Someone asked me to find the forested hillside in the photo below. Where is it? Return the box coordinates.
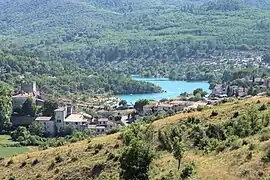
[1,0,270,83]
[0,48,162,97]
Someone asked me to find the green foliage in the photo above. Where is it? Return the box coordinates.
[0,81,13,132]
[158,126,183,152]
[28,121,45,137]
[180,162,196,179]
[121,124,154,146]
[21,98,37,117]
[10,126,30,142]
[193,88,207,97]
[55,154,64,163]
[58,125,75,137]
[134,99,149,111]
[119,100,127,106]
[43,100,58,116]
[119,139,155,180]
[259,104,267,111]
[261,148,270,163]
[172,138,185,170]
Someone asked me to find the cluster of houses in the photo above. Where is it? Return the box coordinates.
[11,82,118,137]
[211,77,270,98]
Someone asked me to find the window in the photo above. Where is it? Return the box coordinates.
[57,120,61,123]
[75,122,78,125]
[66,122,69,125]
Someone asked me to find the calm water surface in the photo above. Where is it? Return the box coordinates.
[116,76,210,104]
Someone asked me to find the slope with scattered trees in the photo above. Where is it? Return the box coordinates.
[1,97,270,179]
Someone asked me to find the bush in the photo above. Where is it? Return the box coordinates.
[210,111,218,117]
[48,161,56,170]
[107,153,115,160]
[31,159,39,166]
[233,112,239,118]
[55,154,64,163]
[261,149,270,163]
[248,143,256,151]
[259,132,270,142]
[6,159,14,167]
[246,152,252,160]
[94,144,103,150]
[196,105,205,111]
[71,156,78,162]
[106,128,120,135]
[259,104,267,111]
[215,141,227,153]
[20,161,27,168]
[9,176,15,180]
[230,139,243,150]
[180,162,196,179]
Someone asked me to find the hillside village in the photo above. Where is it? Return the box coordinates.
[10,76,270,137]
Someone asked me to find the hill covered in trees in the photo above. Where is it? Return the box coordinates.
[1,0,270,83]
[0,48,162,97]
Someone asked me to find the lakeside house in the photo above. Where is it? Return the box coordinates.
[141,100,192,115]
[211,77,270,98]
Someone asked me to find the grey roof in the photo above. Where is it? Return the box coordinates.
[35,116,52,121]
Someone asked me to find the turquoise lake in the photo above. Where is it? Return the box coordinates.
[116,76,210,104]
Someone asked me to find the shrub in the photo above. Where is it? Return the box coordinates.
[55,154,64,163]
[31,159,39,166]
[261,149,270,163]
[196,105,205,111]
[259,104,267,111]
[233,112,239,118]
[106,128,120,135]
[6,159,14,167]
[107,153,115,160]
[9,176,15,180]
[48,161,56,170]
[215,141,227,153]
[241,169,250,177]
[71,156,78,162]
[93,149,99,155]
[210,111,218,117]
[54,168,60,174]
[94,144,103,150]
[259,132,270,142]
[20,161,27,168]
[246,152,252,160]
[248,143,256,151]
[180,162,196,179]
[230,139,243,150]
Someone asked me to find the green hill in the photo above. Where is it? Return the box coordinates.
[0,97,270,179]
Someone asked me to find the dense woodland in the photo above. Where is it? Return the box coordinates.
[0,0,270,96]
[0,49,162,97]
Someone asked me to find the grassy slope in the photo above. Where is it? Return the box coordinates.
[0,97,270,179]
[0,135,29,157]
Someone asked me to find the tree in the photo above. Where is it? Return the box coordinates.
[173,138,185,170]
[58,125,75,137]
[22,98,37,116]
[119,100,127,106]
[193,88,207,97]
[119,139,155,180]
[28,121,45,137]
[134,99,149,111]
[0,81,13,132]
[43,100,58,116]
[11,126,31,141]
